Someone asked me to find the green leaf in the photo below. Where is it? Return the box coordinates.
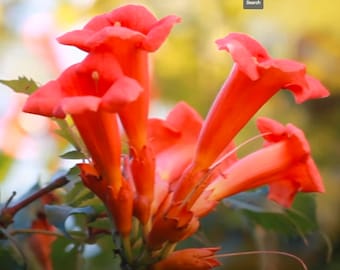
[60,150,87,160]
[285,194,318,233]
[65,181,86,204]
[243,211,299,234]
[53,119,79,148]
[78,197,106,213]
[65,180,98,208]
[0,241,26,270]
[0,76,38,94]
[223,189,284,213]
[224,189,319,238]
[0,228,27,269]
[53,118,89,155]
[240,194,319,237]
[87,218,111,231]
[0,153,14,183]
[51,237,82,270]
[44,205,97,240]
[65,165,81,182]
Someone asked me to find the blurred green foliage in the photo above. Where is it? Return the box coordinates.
[0,0,339,269]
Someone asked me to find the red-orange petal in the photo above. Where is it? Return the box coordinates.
[209,118,324,208]
[151,247,221,270]
[106,181,134,236]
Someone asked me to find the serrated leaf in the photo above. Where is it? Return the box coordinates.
[0,76,38,94]
[60,150,87,160]
[44,205,96,240]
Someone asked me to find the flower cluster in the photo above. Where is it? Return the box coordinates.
[23,4,329,270]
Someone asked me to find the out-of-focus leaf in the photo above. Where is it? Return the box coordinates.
[54,119,79,148]
[223,189,284,213]
[60,150,87,160]
[54,128,72,144]
[65,180,99,208]
[65,181,85,204]
[65,165,81,182]
[286,193,318,233]
[243,211,300,235]
[44,205,96,240]
[64,170,105,211]
[0,243,26,270]
[223,189,318,237]
[51,237,81,270]
[0,77,38,94]
[82,235,122,270]
[76,196,105,213]
[240,194,318,237]
[0,153,13,183]
[87,218,111,231]
[53,118,88,154]
[0,229,27,270]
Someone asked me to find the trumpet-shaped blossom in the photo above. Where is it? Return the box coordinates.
[23,32,142,236]
[145,102,203,243]
[172,32,329,204]
[148,115,326,249]
[79,163,133,237]
[130,145,156,224]
[148,33,329,250]
[19,4,330,269]
[148,102,203,186]
[208,117,325,207]
[58,4,180,150]
[23,51,140,196]
[23,49,142,118]
[57,4,180,225]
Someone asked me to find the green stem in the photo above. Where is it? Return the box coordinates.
[160,242,177,259]
[122,235,133,264]
[142,219,151,241]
